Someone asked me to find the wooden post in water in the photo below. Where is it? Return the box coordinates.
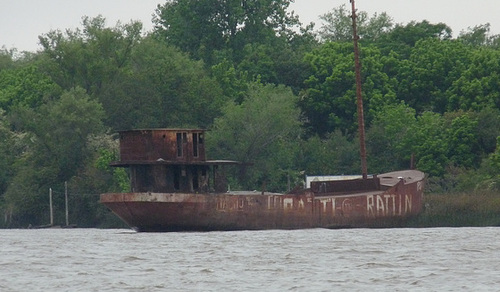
[49,188,54,226]
[65,181,69,226]
[350,0,368,179]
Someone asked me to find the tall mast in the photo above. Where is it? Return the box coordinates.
[350,0,368,179]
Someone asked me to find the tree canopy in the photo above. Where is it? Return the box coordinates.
[153,0,301,64]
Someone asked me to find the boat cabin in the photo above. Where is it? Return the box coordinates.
[111,129,239,193]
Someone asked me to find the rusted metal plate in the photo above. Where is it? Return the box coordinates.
[118,129,206,163]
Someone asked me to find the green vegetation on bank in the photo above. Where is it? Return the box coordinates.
[1,1,500,228]
[408,191,500,227]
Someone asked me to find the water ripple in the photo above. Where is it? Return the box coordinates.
[1,227,500,291]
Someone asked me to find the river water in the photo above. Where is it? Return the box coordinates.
[1,227,499,291]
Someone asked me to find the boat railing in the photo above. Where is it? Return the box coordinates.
[311,175,381,196]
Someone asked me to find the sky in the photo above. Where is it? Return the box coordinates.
[1,0,499,52]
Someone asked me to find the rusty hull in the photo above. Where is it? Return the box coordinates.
[100,170,424,232]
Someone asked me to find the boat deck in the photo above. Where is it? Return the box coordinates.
[224,170,424,197]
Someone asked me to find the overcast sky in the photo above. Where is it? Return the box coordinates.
[1,0,499,52]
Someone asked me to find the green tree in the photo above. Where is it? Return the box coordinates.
[65,133,129,227]
[0,65,61,111]
[297,131,359,176]
[0,111,33,227]
[378,20,452,57]
[396,38,471,113]
[211,59,250,104]
[39,16,142,96]
[444,112,480,168]
[446,47,500,111]
[153,0,317,92]
[153,0,230,62]
[3,88,105,227]
[466,136,500,191]
[2,166,45,227]
[301,42,397,136]
[318,4,393,42]
[70,133,128,195]
[0,47,16,71]
[366,102,417,172]
[0,110,15,195]
[207,83,302,191]
[114,36,226,129]
[234,27,317,91]
[25,87,105,181]
[491,137,500,173]
[154,0,301,64]
[458,23,499,47]
[236,44,278,85]
[473,107,500,154]
[490,137,500,190]
[410,112,449,177]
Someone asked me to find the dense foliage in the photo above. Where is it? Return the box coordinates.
[1,1,500,227]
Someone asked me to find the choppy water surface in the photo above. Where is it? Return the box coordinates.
[1,227,499,291]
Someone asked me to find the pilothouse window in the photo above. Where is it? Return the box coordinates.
[176,133,183,157]
[193,133,199,157]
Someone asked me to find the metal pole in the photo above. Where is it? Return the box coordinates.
[350,0,368,179]
[65,181,69,226]
[49,188,54,226]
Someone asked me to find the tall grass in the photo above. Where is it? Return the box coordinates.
[407,191,500,227]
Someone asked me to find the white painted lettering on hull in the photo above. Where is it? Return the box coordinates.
[367,194,413,217]
[319,198,336,214]
[405,194,412,213]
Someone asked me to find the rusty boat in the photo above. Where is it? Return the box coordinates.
[100,128,425,232]
[100,0,425,232]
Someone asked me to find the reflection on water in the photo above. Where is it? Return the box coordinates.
[1,227,499,291]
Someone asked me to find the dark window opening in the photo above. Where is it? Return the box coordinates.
[176,133,183,157]
[173,166,180,190]
[193,133,199,157]
[192,168,199,190]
